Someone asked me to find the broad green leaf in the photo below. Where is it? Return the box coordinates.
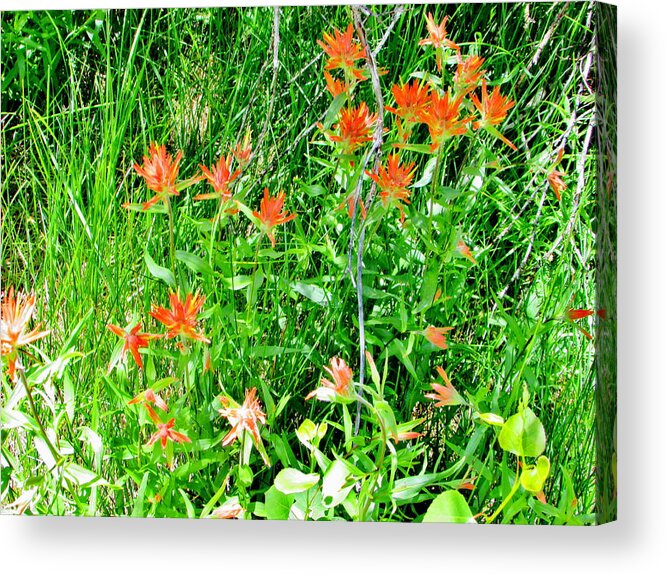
[323,92,347,129]
[264,485,294,520]
[413,156,437,188]
[289,281,331,306]
[144,251,175,288]
[374,400,398,442]
[520,455,551,494]
[322,459,353,509]
[499,407,546,457]
[296,419,317,448]
[176,250,213,276]
[423,490,476,523]
[274,468,320,494]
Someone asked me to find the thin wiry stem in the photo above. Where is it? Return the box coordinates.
[350,6,385,435]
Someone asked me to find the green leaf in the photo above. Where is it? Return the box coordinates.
[322,459,353,509]
[145,251,175,288]
[374,400,398,442]
[520,455,551,494]
[323,92,347,129]
[131,472,150,518]
[178,488,196,518]
[264,485,294,520]
[289,281,332,306]
[274,468,320,494]
[176,250,213,276]
[499,407,546,457]
[423,490,476,523]
[476,412,505,426]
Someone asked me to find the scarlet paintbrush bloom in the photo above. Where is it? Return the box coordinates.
[566,309,594,321]
[252,188,297,248]
[128,388,169,412]
[456,239,477,264]
[107,322,161,372]
[195,154,241,211]
[470,79,517,151]
[146,416,191,450]
[324,70,349,97]
[232,131,253,171]
[317,23,367,81]
[368,154,417,223]
[419,13,460,71]
[425,366,465,407]
[150,291,210,343]
[306,357,355,402]
[424,326,453,350]
[547,169,567,201]
[386,81,430,140]
[453,55,486,96]
[329,103,377,155]
[1,288,50,381]
[418,90,471,152]
[129,143,185,210]
[547,147,567,201]
[219,387,269,464]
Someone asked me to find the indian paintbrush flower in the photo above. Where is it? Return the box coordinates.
[232,131,253,171]
[252,188,297,248]
[106,321,161,372]
[306,356,355,403]
[367,154,417,223]
[425,366,465,407]
[195,154,241,211]
[146,412,191,450]
[418,90,472,152]
[423,326,454,350]
[317,23,367,82]
[128,387,169,412]
[547,148,567,201]
[470,79,517,151]
[453,54,486,96]
[328,103,377,155]
[385,81,430,140]
[218,387,270,465]
[1,287,50,381]
[150,291,210,343]
[419,13,460,71]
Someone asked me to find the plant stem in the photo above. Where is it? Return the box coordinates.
[486,458,522,524]
[18,368,60,462]
[165,196,176,278]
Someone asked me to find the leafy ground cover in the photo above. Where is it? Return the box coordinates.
[1,2,614,523]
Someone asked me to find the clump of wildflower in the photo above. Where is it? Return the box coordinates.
[195,154,241,213]
[418,90,472,152]
[423,326,454,350]
[327,103,378,155]
[470,79,517,151]
[306,357,355,403]
[219,387,270,466]
[386,81,430,140]
[419,13,460,71]
[106,322,161,372]
[318,23,367,82]
[453,55,486,97]
[368,154,417,223]
[426,366,465,407]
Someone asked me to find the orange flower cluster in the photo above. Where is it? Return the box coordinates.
[318,23,367,89]
[218,387,270,465]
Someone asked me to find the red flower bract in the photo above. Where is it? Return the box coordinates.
[368,154,417,223]
[425,366,465,407]
[218,388,269,465]
[418,13,460,71]
[329,102,377,155]
[418,90,471,152]
[1,287,50,381]
[107,322,161,372]
[150,291,210,343]
[131,143,184,210]
[252,188,297,248]
[306,357,355,402]
[317,23,367,81]
[196,154,241,209]
[470,79,517,151]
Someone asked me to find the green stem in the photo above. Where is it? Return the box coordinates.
[18,368,60,462]
[486,458,522,524]
[165,196,176,279]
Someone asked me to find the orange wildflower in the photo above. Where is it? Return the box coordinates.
[566,309,594,321]
[329,103,377,155]
[340,193,367,220]
[324,70,349,97]
[150,291,210,343]
[456,239,477,264]
[306,357,355,403]
[453,55,486,96]
[317,23,367,81]
[547,148,567,201]
[211,499,244,519]
[129,143,185,210]
[424,326,453,350]
[419,13,460,71]
[232,131,253,171]
[1,288,50,381]
[252,188,297,248]
[385,81,430,140]
[425,366,465,407]
[107,322,161,372]
[218,387,269,464]
[146,413,191,450]
[418,90,471,152]
[195,154,241,211]
[470,79,517,151]
[128,388,169,412]
[367,154,416,223]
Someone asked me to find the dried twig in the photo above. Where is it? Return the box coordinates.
[349,6,385,435]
